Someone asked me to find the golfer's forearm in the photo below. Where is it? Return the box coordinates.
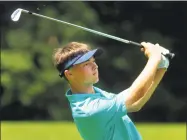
[132,68,167,110]
[127,56,161,104]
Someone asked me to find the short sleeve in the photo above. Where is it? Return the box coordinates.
[85,95,127,121]
[116,88,130,104]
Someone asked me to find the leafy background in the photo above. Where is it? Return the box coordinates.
[1,1,187,122]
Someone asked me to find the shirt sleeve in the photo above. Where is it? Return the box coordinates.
[116,88,131,103]
[85,94,127,120]
[101,91,117,99]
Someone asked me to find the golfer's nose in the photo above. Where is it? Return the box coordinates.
[92,62,98,69]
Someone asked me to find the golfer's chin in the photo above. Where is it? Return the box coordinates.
[93,73,99,83]
[94,78,99,84]
[93,76,99,84]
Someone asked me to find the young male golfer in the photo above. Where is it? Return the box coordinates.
[53,41,170,140]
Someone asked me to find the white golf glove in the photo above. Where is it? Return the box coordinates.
[157,45,170,69]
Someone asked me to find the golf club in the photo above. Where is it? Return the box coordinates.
[11,8,175,59]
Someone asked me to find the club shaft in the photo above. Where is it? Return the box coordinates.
[21,9,174,59]
[22,10,132,44]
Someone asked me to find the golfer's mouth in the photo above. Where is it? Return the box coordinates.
[93,71,98,75]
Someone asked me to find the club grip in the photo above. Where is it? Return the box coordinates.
[129,41,175,60]
[129,41,142,47]
[163,53,175,60]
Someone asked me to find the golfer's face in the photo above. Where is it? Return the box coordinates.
[71,57,99,84]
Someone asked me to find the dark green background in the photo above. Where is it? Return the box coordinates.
[0,1,186,122]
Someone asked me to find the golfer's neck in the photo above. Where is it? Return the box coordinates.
[70,83,95,94]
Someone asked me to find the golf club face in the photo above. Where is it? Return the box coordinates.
[11,8,23,22]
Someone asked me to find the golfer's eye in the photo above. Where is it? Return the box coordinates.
[84,63,88,67]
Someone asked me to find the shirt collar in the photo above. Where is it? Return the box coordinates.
[65,86,103,102]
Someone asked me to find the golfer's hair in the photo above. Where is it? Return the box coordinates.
[53,42,90,73]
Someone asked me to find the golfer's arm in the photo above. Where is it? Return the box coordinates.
[128,68,167,112]
[125,56,161,112]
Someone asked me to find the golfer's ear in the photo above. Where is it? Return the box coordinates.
[64,69,73,79]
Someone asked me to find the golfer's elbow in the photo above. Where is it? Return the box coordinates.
[125,88,150,112]
[125,91,145,112]
[126,102,143,112]
[132,103,144,112]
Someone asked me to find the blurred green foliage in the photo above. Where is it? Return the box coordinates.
[1,2,102,120]
[1,1,186,121]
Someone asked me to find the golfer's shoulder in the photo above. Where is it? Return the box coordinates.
[94,86,116,99]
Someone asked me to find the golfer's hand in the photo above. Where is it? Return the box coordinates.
[141,42,162,60]
[155,44,170,69]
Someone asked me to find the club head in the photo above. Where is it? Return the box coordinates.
[11,8,23,22]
